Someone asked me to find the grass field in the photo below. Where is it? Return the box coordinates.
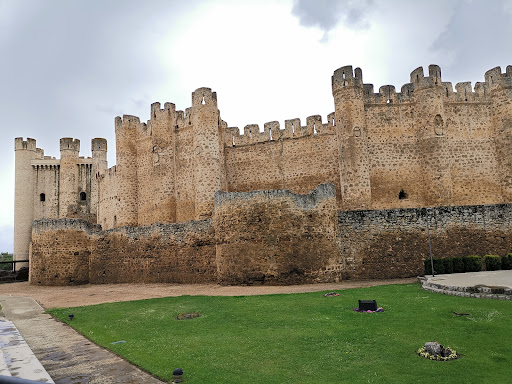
[49,283,511,383]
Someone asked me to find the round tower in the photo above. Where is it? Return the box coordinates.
[190,87,224,219]
[91,138,107,220]
[411,65,453,206]
[59,138,80,218]
[332,66,371,210]
[486,65,512,201]
[14,138,37,269]
[115,116,139,227]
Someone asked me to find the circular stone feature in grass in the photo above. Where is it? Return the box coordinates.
[417,341,459,361]
[176,312,201,320]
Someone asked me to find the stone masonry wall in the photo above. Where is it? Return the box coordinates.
[339,204,512,280]
[29,188,512,286]
[213,183,344,285]
[30,218,216,286]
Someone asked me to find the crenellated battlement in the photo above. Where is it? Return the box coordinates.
[223,113,336,147]
[92,138,107,152]
[192,87,217,108]
[60,138,80,153]
[485,66,512,91]
[15,137,37,151]
[332,65,363,95]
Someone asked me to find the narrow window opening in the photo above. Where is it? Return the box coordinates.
[40,193,45,202]
[291,123,295,134]
[342,72,345,79]
[232,136,235,147]
[332,118,335,127]
[398,189,408,200]
[313,124,317,134]
[249,131,252,140]
[446,88,449,97]
[270,128,273,140]
[386,99,391,104]
[80,192,86,201]
[416,74,419,82]
[201,96,205,105]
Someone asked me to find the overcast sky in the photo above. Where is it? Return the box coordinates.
[1,0,511,252]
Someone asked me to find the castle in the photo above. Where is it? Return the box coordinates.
[15,64,512,285]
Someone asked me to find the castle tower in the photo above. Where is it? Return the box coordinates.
[115,115,139,226]
[14,138,37,268]
[59,138,80,217]
[486,65,512,201]
[91,138,107,218]
[411,65,453,205]
[332,66,371,210]
[190,88,224,219]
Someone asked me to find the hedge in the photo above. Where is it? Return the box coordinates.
[502,253,512,270]
[464,255,482,272]
[452,257,465,273]
[442,258,454,274]
[484,255,501,271]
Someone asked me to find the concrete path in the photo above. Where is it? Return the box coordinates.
[420,270,512,299]
[0,318,54,382]
[426,270,512,288]
[0,296,165,384]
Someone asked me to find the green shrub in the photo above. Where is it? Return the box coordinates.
[501,253,512,270]
[424,259,433,275]
[433,258,445,274]
[484,255,501,271]
[442,258,454,274]
[452,257,465,273]
[464,255,482,272]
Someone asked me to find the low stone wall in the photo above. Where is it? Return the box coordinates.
[339,204,512,279]
[214,183,344,285]
[30,219,216,285]
[29,185,512,286]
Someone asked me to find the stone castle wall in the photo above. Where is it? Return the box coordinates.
[339,204,512,279]
[17,63,512,284]
[29,185,512,285]
[94,64,511,230]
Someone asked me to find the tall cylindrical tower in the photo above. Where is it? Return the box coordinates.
[486,65,512,201]
[191,87,223,219]
[58,138,80,218]
[91,138,107,220]
[115,115,139,227]
[14,138,37,269]
[411,65,453,206]
[332,66,371,210]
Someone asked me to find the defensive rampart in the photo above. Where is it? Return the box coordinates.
[30,184,512,285]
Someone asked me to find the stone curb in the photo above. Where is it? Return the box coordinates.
[418,276,512,300]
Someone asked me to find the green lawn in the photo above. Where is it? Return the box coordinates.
[49,283,511,383]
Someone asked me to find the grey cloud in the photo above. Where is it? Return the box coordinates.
[431,0,512,83]
[292,0,374,38]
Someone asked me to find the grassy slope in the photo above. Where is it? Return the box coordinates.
[49,283,511,384]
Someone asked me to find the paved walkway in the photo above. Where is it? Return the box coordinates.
[0,296,164,384]
[420,270,512,299]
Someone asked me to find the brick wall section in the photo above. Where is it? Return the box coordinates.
[213,183,344,285]
[339,204,512,279]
